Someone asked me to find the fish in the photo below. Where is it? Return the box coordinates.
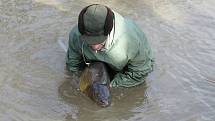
[57,39,111,107]
[79,62,111,107]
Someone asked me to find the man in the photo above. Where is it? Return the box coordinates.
[66,4,154,87]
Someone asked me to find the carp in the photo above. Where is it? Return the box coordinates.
[80,62,111,107]
[57,39,111,107]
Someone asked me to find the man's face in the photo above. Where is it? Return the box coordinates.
[89,43,104,51]
[89,39,107,51]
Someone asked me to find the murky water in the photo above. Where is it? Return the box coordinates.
[0,0,215,121]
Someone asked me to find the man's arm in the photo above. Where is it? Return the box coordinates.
[110,36,154,88]
[110,58,154,87]
[66,29,85,75]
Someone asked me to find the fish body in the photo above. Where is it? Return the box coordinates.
[80,62,111,107]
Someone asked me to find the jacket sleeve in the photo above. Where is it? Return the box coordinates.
[110,35,154,87]
[66,29,85,74]
[110,57,154,87]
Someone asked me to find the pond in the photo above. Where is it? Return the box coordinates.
[0,0,215,121]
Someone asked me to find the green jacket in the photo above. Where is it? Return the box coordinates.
[66,11,154,87]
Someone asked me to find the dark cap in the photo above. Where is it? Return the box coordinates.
[80,4,108,45]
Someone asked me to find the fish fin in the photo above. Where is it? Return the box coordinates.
[80,67,92,92]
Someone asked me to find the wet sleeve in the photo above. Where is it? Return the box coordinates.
[66,31,84,74]
[110,35,154,88]
[110,59,153,87]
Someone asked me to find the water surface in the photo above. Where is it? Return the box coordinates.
[0,0,215,121]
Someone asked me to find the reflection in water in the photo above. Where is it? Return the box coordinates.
[0,0,215,120]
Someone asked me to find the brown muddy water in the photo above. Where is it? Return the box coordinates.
[0,0,215,121]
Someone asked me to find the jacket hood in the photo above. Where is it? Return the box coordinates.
[103,11,125,51]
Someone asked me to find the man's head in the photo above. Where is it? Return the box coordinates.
[78,4,114,49]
